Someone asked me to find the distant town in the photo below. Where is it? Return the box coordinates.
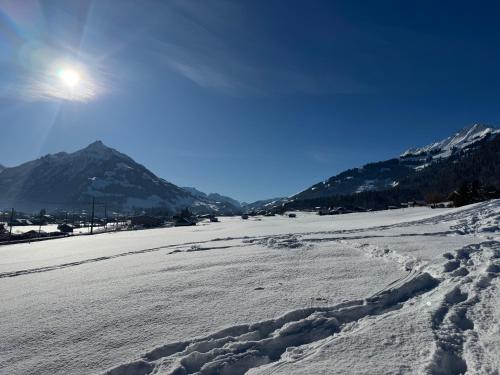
[0,198,458,245]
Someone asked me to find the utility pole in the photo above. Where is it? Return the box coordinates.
[8,208,14,241]
[90,198,95,235]
[104,202,107,232]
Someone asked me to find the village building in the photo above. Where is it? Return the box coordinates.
[57,223,74,233]
[131,215,164,228]
[173,217,196,227]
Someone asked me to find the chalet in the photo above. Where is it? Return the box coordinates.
[198,214,214,220]
[430,201,453,209]
[94,218,107,226]
[24,230,42,238]
[407,200,427,207]
[30,217,46,226]
[317,208,331,216]
[43,215,56,224]
[197,214,219,222]
[57,223,74,233]
[336,207,354,214]
[11,219,33,226]
[173,217,196,227]
[131,215,164,228]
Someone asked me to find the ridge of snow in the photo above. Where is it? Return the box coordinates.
[401,124,499,159]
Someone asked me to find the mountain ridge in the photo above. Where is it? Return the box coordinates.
[291,124,499,202]
[0,142,235,214]
[182,187,242,209]
[1,124,497,213]
[401,124,498,158]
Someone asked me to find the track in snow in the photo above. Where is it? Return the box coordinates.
[424,241,500,375]
[105,270,439,375]
[4,201,497,279]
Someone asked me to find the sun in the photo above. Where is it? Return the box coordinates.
[45,61,100,101]
[58,68,81,88]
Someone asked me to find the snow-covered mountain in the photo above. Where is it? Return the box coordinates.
[401,124,499,160]
[182,187,242,214]
[0,164,5,174]
[182,187,290,214]
[0,141,233,214]
[241,197,288,212]
[292,124,499,201]
[2,124,497,213]
[182,187,241,208]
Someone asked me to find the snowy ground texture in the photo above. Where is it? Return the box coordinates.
[1,201,499,375]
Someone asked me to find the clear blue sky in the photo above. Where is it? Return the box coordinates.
[1,0,500,202]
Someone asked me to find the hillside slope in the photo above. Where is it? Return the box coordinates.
[285,125,499,210]
[292,124,499,202]
[0,142,212,213]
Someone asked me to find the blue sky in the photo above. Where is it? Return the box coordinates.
[1,0,500,202]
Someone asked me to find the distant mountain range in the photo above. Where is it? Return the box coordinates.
[285,124,500,210]
[241,197,286,211]
[1,124,498,214]
[0,141,241,214]
[182,187,242,214]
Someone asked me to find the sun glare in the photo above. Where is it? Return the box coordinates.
[43,62,100,101]
[58,68,81,88]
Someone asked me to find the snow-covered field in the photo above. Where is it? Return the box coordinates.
[1,201,499,374]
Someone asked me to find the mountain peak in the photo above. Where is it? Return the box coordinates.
[85,140,109,151]
[182,186,242,209]
[77,140,121,160]
[291,123,500,202]
[401,123,499,158]
[468,123,487,131]
[455,123,490,139]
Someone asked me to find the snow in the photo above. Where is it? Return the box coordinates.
[355,179,377,193]
[116,163,134,170]
[0,201,499,375]
[402,124,500,159]
[8,224,92,235]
